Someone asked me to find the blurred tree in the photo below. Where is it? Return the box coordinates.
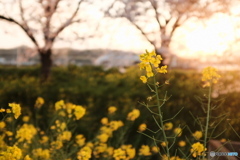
[0,0,88,82]
[105,0,231,64]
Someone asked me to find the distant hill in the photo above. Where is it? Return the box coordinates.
[0,47,140,69]
[1,46,239,71]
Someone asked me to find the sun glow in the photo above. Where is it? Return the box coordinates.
[0,5,239,58]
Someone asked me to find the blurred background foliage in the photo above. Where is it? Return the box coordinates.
[0,65,240,142]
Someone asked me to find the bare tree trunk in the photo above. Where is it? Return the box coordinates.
[39,49,52,82]
[155,39,171,66]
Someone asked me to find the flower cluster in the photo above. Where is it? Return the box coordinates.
[174,127,182,137]
[138,123,147,132]
[35,97,45,109]
[0,121,6,130]
[57,131,72,141]
[202,66,221,87]
[0,95,172,160]
[0,145,22,160]
[127,109,140,121]
[75,134,86,146]
[16,124,37,143]
[113,145,136,160]
[32,148,50,159]
[139,50,167,83]
[55,100,86,120]
[192,131,203,140]
[164,122,173,130]
[138,145,151,156]
[108,106,117,114]
[190,142,206,158]
[0,103,21,119]
[77,146,92,160]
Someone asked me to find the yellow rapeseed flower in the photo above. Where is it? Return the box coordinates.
[74,105,86,120]
[86,142,94,148]
[151,146,159,153]
[6,109,11,113]
[0,108,5,112]
[139,62,147,70]
[121,145,136,159]
[93,143,107,157]
[140,76,147,83]
[190,142,206,158]
[220,138,226,143]
[97,133,109,143]
[32,148,50,159]
[174,127,182,137]
[101,117,109,125]
[113,148,126,160]
[5,131,13,136]
[156,65,168,74]
[58,111,66,117]
[0,135,7,149]
[145,64,152,72]
[109,120,124,131]
[202,66,221,87]
[55,100,65,111]
[138,145,151,156]
[16,124,37,143]
[59,122,67,131]
[100,126,113,137]
[164,122,173,130]
[178,140,186,147]
[40,136,49,144]
[8,103,21,119]
[58,131,72,141]
[22,116,30,122]
[170,156,184,160]
[161,141,168,147]
[139,50,167,83]
[51,140,63,150]
[50,125,56,130]
[146,71,154,78]
[106,147,114,156]
[77,146,92,160]
[161,155,168,160]
[0,121,6,130]
[24,155,32,160]
[66,103,75,114]
[35,97,44,109]
[108,106,117,114]
[76,134,86,146]
[127,109,140,121]
[0,145,22,160]
[138,123,147,132]
[192,131,203,140]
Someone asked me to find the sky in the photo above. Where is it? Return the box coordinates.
[0,0,239,59]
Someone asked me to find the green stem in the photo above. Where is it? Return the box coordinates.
[153,75,170,160]
[203,84,212,159]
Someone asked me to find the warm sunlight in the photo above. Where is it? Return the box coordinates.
[0,9,239,58]
[1,2,240,159]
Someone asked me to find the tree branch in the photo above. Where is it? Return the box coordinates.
[149,0,162,30]
[52,0,84,40]
[42,0,61,41]
[130,20,155,47]
[0,15,40,50]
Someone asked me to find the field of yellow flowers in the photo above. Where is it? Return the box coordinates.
[0,50,240,160]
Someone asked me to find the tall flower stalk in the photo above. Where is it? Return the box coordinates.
[138,50,174,160]
[201,66,221,159]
